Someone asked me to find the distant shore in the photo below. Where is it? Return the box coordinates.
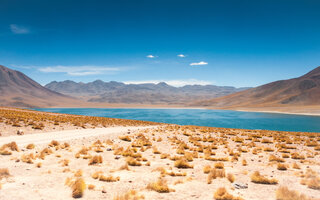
[38,103,320,117]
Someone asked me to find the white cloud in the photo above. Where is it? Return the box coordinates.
[10,24,30,34]
[190,61,208,66]
[124,79,212,87]
[177,54,186,58]
[146,55,155,58]
[38,65,121,76]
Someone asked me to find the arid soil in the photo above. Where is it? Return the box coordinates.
[0,108,320,200]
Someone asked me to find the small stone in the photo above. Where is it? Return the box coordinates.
[17,129,24,135]
[233,182,248,189]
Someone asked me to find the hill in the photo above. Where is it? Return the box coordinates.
[192,66,320,113]
[0,65,81,108]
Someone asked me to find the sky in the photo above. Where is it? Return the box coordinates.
[0,0,320,87]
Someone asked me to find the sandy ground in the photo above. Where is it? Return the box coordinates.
[1,124,320,200]
[0,126,155,146]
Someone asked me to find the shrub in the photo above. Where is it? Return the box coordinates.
[276,186,309,200]
[21,153,35,164]
[49,140,60,147]
[277,163,287,171]
[174,159,193,169]
[227,173,235,183]
[89,155,103,165]
[251,171,278,184]
[99,175,120,182]
[119,135,131,142]
[291,152,305,160]
[214,162,224,169]
[91,171,103,179]
[269,155,284,162]
[119,163,130,171]
[1,141,19,152]
[214,187,243,200]
[153,147,161,154]
[26,143,35,149]
[207,168,225,184]
[0,168,10,180]
[72,178,86,198]
[292,162,301,169]
[147,178,174,193]
[113,190,145,200]
[88,184,95,190]
[126,157,141,166]
[203,165,211,174]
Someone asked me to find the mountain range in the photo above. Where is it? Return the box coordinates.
[45,80,249,105]
[1,64,320,114]
[192,66,320,113]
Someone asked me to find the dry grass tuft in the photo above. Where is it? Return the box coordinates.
[72,178,86,198]
[227,173,235,183]
[88,184,95,190]
[174,159,193,169]
[203,165,211,174]
[99,174,120,182]
[251,171,278,184]
[276,186,310,200]
[300,169,320,190]
[0,168,10,180]
[277,163,287,171]
[146,178,174,193]
[113,190,145,200]
[119,135,131,142]
[26,143,35,149]
[88,155,103,165]
[126,157,142,166]
[207,168,225,184]
[214,187,243,200]
[214,162,224,169]
[269,154,284,162]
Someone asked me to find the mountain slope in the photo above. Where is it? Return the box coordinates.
[0,65,80,107]
[192,66,320,109]
[45,80,249,105]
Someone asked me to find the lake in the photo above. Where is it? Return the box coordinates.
[33,108,320,133]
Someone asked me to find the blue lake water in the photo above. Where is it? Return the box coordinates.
[33,108,320,133]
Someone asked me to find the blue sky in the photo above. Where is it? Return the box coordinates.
[0,0,320,87]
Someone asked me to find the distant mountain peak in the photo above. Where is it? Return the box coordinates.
[0,65,78,108]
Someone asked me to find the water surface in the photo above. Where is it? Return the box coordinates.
[34,108,320,133]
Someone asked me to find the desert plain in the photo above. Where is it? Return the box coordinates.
[0,107,319,200]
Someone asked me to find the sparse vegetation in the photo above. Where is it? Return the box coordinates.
[72,178,86,198]
[147,178,174,193]
[251,171,278,184]
[214,187,243,200]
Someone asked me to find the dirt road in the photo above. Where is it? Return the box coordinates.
[0,126,156,146]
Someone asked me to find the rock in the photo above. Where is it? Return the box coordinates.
[106,148,112,151]
[115,156,121,160]
[102,187,107,193]
[233,182,248,189]
[17,129,24,135]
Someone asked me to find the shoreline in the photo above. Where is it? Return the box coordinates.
[233,109,320,117]
[33,105,320,116]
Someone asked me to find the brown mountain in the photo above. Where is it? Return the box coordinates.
[192,66,320,111]
[45,80,249,105]
[0,65,81,108]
